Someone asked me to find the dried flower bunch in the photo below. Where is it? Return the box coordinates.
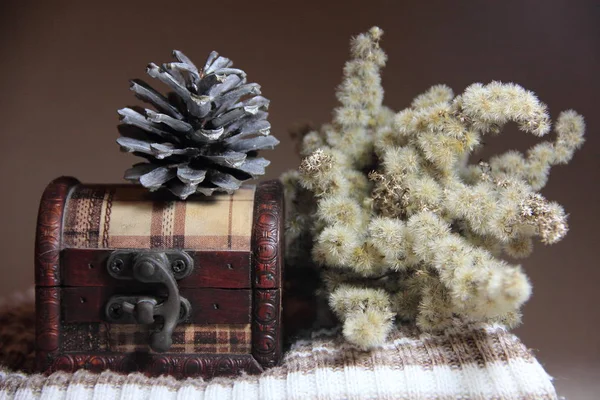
[118,50,278,198]
[283,27,585,349]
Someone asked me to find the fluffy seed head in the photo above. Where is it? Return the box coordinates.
[343,309,395,350]
[317,196,362,227]
[368,217,406,258]
[314,225,360,267]
[411,84,454,110]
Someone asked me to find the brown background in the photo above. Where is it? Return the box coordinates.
[1,0,598,397]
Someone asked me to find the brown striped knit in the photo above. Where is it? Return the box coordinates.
[0,290,557,399]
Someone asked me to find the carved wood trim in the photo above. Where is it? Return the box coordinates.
[250,180,284,369]
[252,180,284,289]
[35,177,78,373]
[35,287,61,372]
[252,289,282,369]
[47,353,263,378]
[35,176,79,286]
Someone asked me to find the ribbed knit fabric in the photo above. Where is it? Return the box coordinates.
[0,290,557,399]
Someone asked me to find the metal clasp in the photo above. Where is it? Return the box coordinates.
[104,250,193,353]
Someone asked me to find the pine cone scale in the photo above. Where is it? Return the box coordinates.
[188,128,225,144]
[236,119,271,138]
[238,158,270,177]
[139,167,176,190]
[145,110,192,132]
[204,52,232,74]
[208,170,242,191]
[124,163,157,180]
[118,108,178,139]
[117,137,153,154]
[146,63,188,97]
[209,75,243,98]
[210,108,247,129]
[176,166,206,185]
[228,136,280,152]
[201,151,247,168]
[130,80,184,120]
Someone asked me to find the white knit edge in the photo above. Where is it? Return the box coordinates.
[0,358,557,400]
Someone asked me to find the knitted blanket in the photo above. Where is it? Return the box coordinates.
[0,290,557,399]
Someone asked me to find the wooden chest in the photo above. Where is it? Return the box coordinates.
[34,177,284,378]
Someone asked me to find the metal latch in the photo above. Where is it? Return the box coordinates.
[104,250,193,353]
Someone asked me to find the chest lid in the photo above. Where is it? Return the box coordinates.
[63,184,256,252]
[35,179,282,290]
[59,183,257,289]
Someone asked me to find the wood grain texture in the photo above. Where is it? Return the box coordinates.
[35,176,79,286]
[61,249,251,288]
[252,180,284,289]
[48,353,263,378]
[252,289,282,369]
[250,180,284,368]
[35,177,79,373]
[61,287,252,324]
[35,287,61,373]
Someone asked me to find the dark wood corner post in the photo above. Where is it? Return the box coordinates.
[35,177,79,372]
[251,180,284,369]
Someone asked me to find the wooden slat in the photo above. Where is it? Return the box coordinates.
[252,180,284,289]
[252,289,282,368]
[47,352,263,378]
[35,177,79,287]
[61,287,251,324]
[61,249,251,288]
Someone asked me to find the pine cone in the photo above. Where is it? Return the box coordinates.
[117,50,279,198]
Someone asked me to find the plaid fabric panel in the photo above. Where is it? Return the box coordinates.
[63,186,114,248]
[62,185,255,251]
[99,324,251,354]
